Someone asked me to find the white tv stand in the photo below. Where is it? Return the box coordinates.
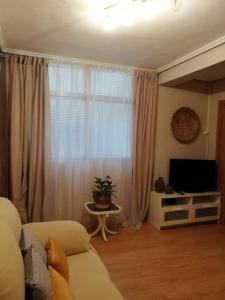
[148,191,221,230]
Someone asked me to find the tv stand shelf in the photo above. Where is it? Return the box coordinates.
[148,191,221,230]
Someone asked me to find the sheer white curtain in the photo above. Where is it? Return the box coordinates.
[43,61,133,225]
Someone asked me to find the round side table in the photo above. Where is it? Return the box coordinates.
[84,202,121,242]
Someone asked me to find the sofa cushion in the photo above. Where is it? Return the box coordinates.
[46,238,69,281]
[48,266,74,300]
[20,228,47,263]
[0,197,21,242]
[23,221,90,255]
[24,246,51,300]
[67,250,124,300]
[0,220,25,300]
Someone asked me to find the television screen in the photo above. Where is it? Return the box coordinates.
[169,159,217,193]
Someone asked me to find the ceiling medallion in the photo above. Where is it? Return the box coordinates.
[89,0,183,30]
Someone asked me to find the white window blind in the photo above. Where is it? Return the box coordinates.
[49,62,133,159]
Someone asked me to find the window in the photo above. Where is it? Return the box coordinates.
[49,62,133,159]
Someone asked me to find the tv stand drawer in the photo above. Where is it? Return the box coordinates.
[193,206,220,220]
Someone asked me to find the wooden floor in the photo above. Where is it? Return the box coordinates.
[91,223,225,300]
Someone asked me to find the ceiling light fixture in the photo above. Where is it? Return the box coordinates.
[89,0,183,30]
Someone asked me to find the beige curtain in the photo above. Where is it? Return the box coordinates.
[0,58,9,197]
[131,70,158,228]
[5,55,49,223]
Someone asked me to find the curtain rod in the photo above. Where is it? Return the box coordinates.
[0,49,156,73]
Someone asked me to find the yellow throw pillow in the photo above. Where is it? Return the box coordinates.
[46,238,69,281]
[48,266,74,300]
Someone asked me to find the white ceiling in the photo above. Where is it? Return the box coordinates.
[1,0,225,69]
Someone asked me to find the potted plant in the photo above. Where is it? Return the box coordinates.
[92,176,117,209]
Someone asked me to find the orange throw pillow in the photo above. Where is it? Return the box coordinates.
[46,238,69,281]
[48,266,74,300]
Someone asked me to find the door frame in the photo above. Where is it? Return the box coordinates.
[216,100,225,222]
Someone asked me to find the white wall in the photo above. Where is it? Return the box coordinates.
[154,86,209,184]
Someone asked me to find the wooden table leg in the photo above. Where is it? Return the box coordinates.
[90,215,102,237]
[90,214,118,242]
[104,214,117,234]
[105,226,117,235]
[100,215,108,242]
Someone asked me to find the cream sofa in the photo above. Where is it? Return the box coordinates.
[0,197,124,300]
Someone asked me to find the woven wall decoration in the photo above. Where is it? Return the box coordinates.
[171,107,201,143]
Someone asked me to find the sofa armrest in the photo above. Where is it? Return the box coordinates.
[22,221,90,256]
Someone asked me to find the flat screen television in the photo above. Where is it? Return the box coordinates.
[169,159,217,193]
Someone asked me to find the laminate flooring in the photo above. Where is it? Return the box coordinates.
[91,223,225,300]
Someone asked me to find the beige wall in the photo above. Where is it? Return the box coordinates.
[158,43,225,86]
[154,86,209,184]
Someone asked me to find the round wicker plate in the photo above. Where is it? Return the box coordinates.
[171,107,201,143]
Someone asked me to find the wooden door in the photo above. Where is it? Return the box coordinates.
[216,100,225,223]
